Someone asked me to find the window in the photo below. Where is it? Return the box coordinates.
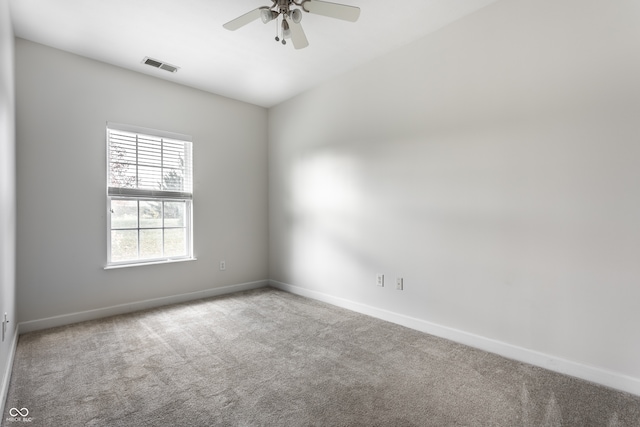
[106,123,193,267]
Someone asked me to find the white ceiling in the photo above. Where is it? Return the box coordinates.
[9,0,499,108]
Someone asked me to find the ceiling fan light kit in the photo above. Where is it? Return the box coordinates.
[223,0,360,50]
[260,9,278,24]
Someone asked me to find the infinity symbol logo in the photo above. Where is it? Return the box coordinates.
[9,407,29,417]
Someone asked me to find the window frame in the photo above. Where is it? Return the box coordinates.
[105,122,195,268]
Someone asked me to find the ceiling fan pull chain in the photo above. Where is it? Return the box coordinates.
[281,18,288,45]
[275,16,280,42]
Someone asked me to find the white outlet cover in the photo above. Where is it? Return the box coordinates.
[377,274,384,287]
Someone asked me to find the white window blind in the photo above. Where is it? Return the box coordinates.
[107,124,193,199]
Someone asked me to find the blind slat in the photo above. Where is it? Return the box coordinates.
[108,187,193,199]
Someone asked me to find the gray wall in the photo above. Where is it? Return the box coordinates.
[269,0,640,387]
[16,39,269,323]
[0,0,17,409]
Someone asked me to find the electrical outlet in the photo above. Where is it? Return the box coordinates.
[220,261,226,271]
[376,274,384,287]
[396,277,404,290]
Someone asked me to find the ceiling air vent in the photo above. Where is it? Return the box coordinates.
[142,57,179,73]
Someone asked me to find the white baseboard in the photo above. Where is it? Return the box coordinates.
[0,323,19,419]
[19,280,269,334]
[270,280,640,397]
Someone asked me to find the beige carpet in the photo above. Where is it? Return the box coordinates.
[3,287,640,426]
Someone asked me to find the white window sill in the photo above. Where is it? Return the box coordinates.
[104,257,197,270]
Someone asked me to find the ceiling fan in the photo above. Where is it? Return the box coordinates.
[223,0,360,50]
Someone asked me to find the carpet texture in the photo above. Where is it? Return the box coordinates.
[3,287,640,426]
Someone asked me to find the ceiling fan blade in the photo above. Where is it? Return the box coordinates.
[301,0,360,22]
[223,7,268,31]
[285,17,310,50]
